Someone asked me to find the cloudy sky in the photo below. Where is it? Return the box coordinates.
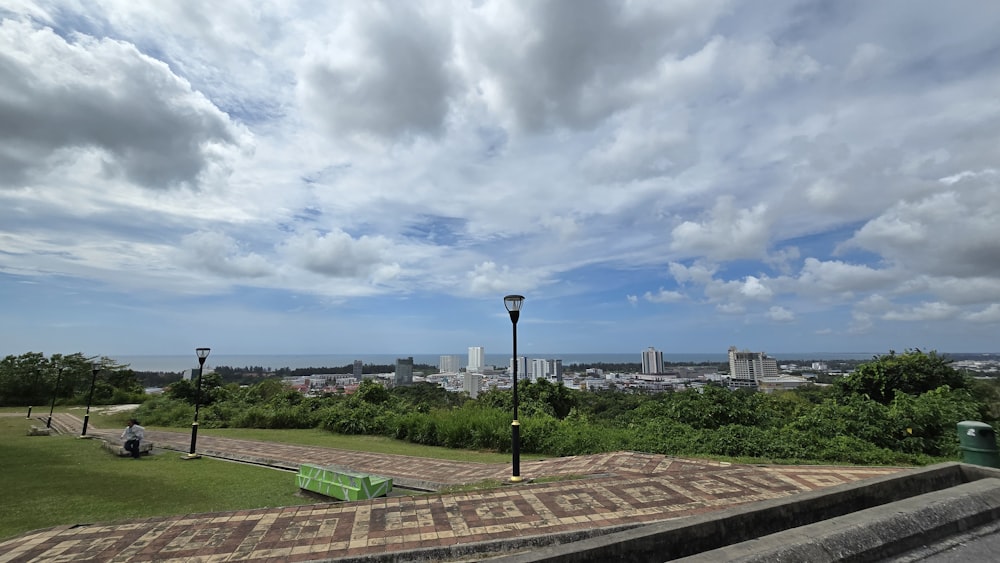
[1,0,999,358]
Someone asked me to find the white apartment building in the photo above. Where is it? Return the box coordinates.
[642,346,665,374]
[467,346,485,373]
[463,372,482,398]
[727,346,779,389]
[439,355,461,374]
[509,356,528,379]
[529,358,563,382]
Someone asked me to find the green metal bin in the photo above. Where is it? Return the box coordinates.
[957,420,1000,468]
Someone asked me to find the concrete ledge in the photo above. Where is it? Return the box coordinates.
[480,463,1000,563]
[675,477,1000,562]
[101,440,153,457]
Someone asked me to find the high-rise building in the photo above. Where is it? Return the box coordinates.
[394,357,414,387]
[439,355,461,374]
[463,372,482,398]
[727,346,778,389]
[353,360,363,379]
[548,359,563,383]
[641,347,664,374]
[468,346,485,373]
[509,356,527,379]
[529,358,563,382]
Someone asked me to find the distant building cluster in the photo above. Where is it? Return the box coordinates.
[280,344,834,398]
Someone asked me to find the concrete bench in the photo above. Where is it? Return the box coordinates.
[297,464,392,501]
[101,440,154,457]
[27,426,53,436]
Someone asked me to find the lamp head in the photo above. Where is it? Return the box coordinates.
[504,294,524,324]
[91,361,101,373]
[196,347,211,362]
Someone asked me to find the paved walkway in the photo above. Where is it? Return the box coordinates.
[1,413,905,562]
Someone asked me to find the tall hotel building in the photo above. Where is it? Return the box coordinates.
[468,346,485,373]
[641,346,664,374]
[727,346,778,389]
[439,355,461,374]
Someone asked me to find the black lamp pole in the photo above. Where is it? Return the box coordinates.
[46,364,64,429]
[186,347,211,459]
[81,362,100,437]
[504,294,525,483]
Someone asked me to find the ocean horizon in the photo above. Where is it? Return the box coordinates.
[111,352,882,372]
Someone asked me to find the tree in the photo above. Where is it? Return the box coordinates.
[0,352,101,406]
[836,349,967,405]
[0,352,50,406]
[518,379,577,419]
[167,372,225,406]
[354,379,391,405]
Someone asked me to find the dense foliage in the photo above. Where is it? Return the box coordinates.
[125,349,1000,466]
[0,352,145,407]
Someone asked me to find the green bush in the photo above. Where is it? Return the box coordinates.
[134,396,194,426]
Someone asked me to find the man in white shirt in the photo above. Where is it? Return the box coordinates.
[121,418,145,459]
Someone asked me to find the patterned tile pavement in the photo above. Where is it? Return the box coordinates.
[0,413,905,562]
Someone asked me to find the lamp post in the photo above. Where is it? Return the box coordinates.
[80,362,101,437]
[504,294,524,483]
[46,364,64,429]
[185,347,211,459]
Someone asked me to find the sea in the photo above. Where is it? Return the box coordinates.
[112,352,880,373]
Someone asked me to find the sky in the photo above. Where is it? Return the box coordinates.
[1,1,999,358]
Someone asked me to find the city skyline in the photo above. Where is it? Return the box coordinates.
[3,2,1000,356]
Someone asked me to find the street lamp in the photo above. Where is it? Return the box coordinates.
[46,363,64,429]
[184,347,211,459]
[80,361,101,437]
[504,294,524,483]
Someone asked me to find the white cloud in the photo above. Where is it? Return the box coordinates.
[966,304,1000,323]
[669,261,718,285]
[883,302,960,322]
[844,176,1000,279]
[766,306,795,322]
[739,276,773,300]
[716,302,745,314]
[178,231,272,279]
[465,261,522,296]
[297,3,457,142]
[0,19,242,189]
[643,288,684,303]
[281,230,396,280]
[626,294,638,306]
[670,197,771,261]
[794,258,895,295]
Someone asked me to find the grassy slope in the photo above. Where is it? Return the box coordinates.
[0,417,318,541]
[0,413,545,541]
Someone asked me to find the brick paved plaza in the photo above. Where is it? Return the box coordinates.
[0,414,903,562]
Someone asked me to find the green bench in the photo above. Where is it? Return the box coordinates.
[296,464,392,501]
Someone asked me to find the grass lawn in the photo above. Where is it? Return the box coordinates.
[195,427,547,464]
[0,405,548,464]
[0,416,321,542]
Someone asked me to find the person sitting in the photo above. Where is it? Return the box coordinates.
[121,418,145,459]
